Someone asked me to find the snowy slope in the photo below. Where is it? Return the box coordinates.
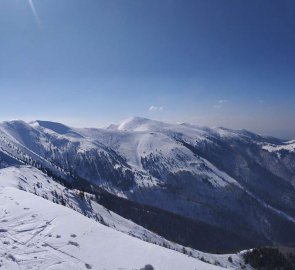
[0,166,188,255]
[262,141,295,153]
[0,166,248,270]
[0,188,218,270]
[1,118,295,250]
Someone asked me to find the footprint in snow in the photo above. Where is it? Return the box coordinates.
[68,241,79,247]
[85,263,92,269]
[6,254,16,262]
[140,265,155,270]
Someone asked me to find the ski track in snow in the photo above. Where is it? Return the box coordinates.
[0,192,93,269]
[0,166,250,270]
[0,186,232,270]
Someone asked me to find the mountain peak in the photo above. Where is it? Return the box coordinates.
[117,116,163,131]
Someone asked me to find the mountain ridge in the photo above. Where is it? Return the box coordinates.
[1,117,295,251]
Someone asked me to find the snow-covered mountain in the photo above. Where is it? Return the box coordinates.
[0,165,248,269]
[1,117,295,251]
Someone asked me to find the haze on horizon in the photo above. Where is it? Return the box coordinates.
[0,0,294,139]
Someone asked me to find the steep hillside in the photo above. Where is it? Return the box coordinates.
[0,166,248,270]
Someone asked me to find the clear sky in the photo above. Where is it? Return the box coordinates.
[0,0,294,138]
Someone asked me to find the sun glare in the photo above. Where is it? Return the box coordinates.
[27,0,41,27]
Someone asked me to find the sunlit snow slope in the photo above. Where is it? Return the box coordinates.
[0,166,248,270]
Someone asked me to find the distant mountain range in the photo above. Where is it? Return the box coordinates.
[1,117,295,252]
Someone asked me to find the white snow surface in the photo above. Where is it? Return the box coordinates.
[0,167,179,251]
[0,166,249,270]
[262,141,295,153]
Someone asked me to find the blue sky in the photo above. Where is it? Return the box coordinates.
[0,0,294,138]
